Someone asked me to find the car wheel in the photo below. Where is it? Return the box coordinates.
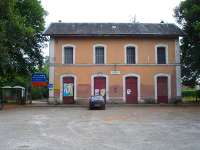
[102,105,105,110]
[89,106,93,110]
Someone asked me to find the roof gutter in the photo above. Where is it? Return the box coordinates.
[42,33,185,38]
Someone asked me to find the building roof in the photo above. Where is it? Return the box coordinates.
[43,23,185,37]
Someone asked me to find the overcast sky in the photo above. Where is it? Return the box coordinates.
[41,0,183,56]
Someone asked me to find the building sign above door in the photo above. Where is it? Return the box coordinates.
[111,71,120,75]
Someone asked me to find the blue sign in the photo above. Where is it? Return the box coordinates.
[32,73,48,82]
[48,83,53,89]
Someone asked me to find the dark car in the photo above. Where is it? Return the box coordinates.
[89,95,105,110]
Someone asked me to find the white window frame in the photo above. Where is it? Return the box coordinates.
[62,44,76,64]
[155,44,168,64]
[124,44,138,64]
[154,73,171,103]
[93,44,107,64]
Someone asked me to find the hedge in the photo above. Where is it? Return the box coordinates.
[182,90,200,98]
[31,87,48,100]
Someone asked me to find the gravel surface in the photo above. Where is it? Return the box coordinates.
[0,106,200,150]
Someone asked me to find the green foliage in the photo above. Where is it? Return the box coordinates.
[0,73,31,87]
[0,0,47,79]
[31,87,48,100]
[0,0,48,101]
[174,0,200,86]
[182,87,200,102]
[0,57,49,100]
[182,89,196,97]
[197,90,200,98]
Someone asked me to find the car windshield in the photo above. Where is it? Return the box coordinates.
[91,96,104,101]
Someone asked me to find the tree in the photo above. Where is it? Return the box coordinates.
[0,0,47,86]
[174,0,200,86]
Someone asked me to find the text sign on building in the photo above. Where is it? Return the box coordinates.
[111,71,121,75]
[32,73,48,87]
[48,83,53,89]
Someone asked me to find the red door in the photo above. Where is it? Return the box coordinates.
[94,77,106,101]
[157,76,168,103]
[126,77,138,104]
[63,77,74,104]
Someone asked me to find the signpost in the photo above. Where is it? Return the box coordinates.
[32,73,48,87]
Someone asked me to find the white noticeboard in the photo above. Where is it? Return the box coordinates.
[111,71,120,75]
[95,89,99,96]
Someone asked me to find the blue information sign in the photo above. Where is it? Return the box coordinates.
[32,73,48,82]
[48,83,53,89]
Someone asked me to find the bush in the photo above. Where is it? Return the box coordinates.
[31,87,48,100]
[196,90,200,98]
[182,90,196,97]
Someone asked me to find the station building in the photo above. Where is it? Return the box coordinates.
[43,23,184,104]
